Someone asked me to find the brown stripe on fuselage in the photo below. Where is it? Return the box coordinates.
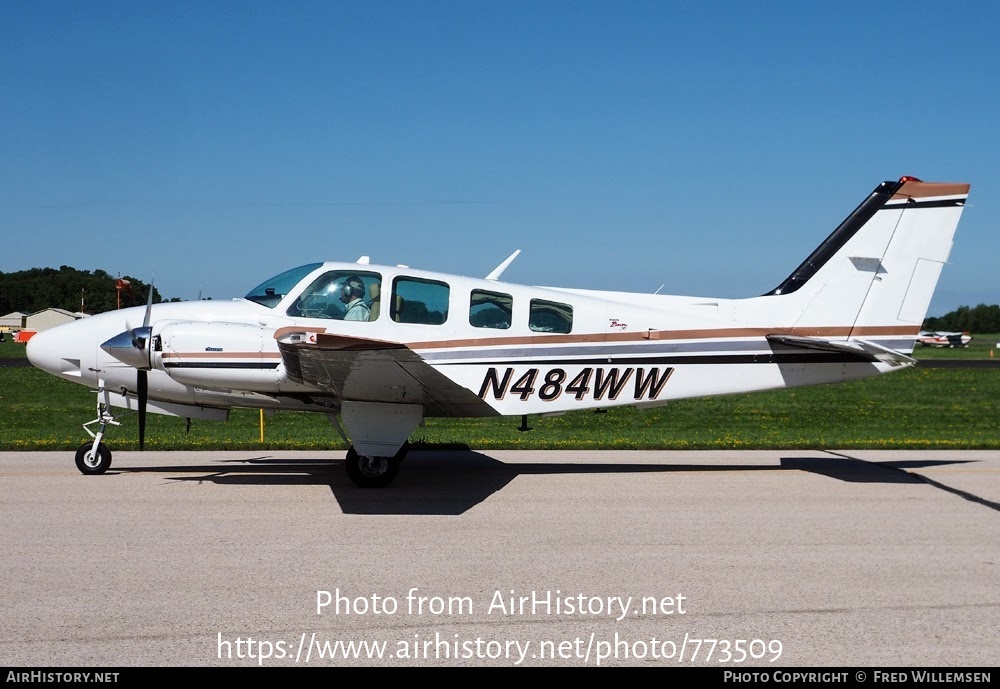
[405,325,920,350]
[273,326,327,340]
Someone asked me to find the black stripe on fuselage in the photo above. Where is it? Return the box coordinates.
[163,362,281,369]
[449,352,878,366]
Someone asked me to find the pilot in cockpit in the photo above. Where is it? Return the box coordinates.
[340,276,371,321]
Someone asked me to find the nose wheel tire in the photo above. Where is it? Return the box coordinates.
[345,443,407,488]
[75,442,112,475]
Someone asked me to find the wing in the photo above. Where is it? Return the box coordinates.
[277,332,499,417]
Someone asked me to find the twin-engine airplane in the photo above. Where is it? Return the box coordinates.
[27,176,970,487]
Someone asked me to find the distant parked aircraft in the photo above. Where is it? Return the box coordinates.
[916,331,973,347]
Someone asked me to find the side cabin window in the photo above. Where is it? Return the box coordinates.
[391,277,449,325]
[529,299,572,334]
[285,271,382,322]
[470,289,512,330]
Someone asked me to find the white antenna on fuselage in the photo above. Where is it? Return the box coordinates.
[486,250,521,281]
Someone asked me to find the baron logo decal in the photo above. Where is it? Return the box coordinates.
[478,366,673,402]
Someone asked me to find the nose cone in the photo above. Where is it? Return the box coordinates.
[27,326,82,378]
[100,326,152,369]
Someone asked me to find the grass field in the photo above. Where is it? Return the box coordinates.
[0,339,26,358]
[2,336,998,451]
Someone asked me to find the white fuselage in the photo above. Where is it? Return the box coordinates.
[27,262,904,419]
[26,178,970,423]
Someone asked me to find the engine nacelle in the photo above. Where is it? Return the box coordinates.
[154,320,286,391]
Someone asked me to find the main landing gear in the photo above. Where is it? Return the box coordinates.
[344,442,409,489]
[331,402,422,489]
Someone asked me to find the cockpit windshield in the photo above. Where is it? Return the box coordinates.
[244,263,322,308]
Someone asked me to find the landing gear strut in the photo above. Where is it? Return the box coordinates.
[345,442,409,488]
[76,379,119,475]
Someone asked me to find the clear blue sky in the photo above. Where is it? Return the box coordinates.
[2,1,997,315]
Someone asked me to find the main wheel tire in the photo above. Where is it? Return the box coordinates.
[345,443,407,488]
[75,442,112,475]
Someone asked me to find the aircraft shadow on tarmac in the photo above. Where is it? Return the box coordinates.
[105,451,980,516]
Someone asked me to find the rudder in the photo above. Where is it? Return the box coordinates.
[848,179,969,342]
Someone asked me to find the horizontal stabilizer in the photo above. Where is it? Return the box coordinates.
[766,334,915,367]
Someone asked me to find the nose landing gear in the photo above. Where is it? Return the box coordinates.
[75,379,120,475]
[75,442,112,474]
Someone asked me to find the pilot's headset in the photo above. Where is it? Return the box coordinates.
[341,276,365,300]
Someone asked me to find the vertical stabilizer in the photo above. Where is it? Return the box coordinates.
[764,177,969,348]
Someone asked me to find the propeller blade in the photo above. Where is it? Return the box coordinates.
[142,279,154,328]
[138,370,148,451]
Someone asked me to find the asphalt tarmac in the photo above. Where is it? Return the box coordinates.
[1,449,997,667]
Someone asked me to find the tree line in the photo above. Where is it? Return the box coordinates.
[923,304,1000,334]
[0,266,164,316]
